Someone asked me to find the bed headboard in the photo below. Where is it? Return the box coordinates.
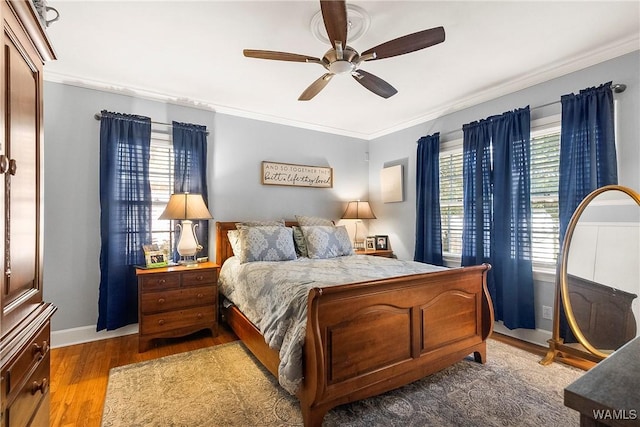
[215,221,299,266]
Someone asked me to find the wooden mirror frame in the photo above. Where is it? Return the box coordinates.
[541,184,640,367]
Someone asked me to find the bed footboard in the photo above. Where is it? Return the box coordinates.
[298,263,493,426]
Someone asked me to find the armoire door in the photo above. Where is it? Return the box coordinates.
[1,10,44,335]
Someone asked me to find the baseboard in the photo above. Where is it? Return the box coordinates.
[50,323,139,349]
[492,321,551,348]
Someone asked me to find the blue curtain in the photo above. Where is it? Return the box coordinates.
[461,119,493,270]
[414,133,443,265]
[462,107,535,329]
[558,82,617,340]
[172,121,210,259]
[98,111,152,331]
[559,82,617,244]
[491,107,535,329]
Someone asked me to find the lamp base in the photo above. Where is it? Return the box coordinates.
[178,255,198,266]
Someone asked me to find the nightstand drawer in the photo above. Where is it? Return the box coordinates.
[141,306,216,335]
[182,270,217,287]
[140,273,181,291]
[140,286,216,313]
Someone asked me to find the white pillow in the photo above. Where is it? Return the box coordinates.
[227,230,242,257]
[295,215,334,226]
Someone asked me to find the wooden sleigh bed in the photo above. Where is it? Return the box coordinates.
[215,221,494,426]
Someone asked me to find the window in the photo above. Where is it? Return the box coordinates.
[529,127,560,265]
[439,145,464,255]
[438,120,561,267]
[148,132,175,254]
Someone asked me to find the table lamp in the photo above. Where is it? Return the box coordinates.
[159,192,213,264]
[341,200,376,249]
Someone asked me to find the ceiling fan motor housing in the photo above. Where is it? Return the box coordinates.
[323,46,359,74]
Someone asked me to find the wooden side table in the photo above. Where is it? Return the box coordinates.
[135,262,220,352]
[355,249,394,258]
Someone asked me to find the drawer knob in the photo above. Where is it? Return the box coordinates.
[158,279,166,285]
[32,341,48,357]
[197,293,203,298]
[197,275,204,281]
[157,298,166,304]
[196,313,203,319]
[158,319,165,326]
[31,378,48,395]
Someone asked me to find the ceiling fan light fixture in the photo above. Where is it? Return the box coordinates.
[329,60,354,74]
[310,4,370,45]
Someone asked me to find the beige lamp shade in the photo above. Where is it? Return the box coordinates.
[341,200,376,219]
[158,193,213,220]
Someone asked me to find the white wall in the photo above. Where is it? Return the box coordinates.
[43,83,368,336]
[367,51,640,343]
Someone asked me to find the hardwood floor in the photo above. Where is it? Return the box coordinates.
[49,325,238,427]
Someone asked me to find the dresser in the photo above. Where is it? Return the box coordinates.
[136,262,219,352]
[1,1,57,426]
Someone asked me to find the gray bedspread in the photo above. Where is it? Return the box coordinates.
[218,254,445,395]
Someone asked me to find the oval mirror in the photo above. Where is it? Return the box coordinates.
[560,185,640,359]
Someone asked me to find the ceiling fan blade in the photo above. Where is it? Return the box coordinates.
[320,0,348,51]
[352,70,398,99]
[361,26,445,61]
[299,73,334,101]
[243,49,321,64]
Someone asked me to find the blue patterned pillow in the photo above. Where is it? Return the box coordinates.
[301,225,354,259]
[237,226,296,263]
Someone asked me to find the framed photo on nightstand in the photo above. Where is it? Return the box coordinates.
[142,244,168,268]
[365,237,376,250]
[375,235,389,250]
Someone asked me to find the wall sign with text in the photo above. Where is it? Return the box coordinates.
[261,161,333,188]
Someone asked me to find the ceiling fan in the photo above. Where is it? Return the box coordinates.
[243,1,445,101]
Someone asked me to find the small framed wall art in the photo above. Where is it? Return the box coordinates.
[381,164,404,203]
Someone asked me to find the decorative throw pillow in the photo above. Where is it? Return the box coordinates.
[227,230,242,257]
[301,225,354,259]
[238,226,296,263]
[295,215,334,226]
[236,219,285,228]
[292,226,308,258]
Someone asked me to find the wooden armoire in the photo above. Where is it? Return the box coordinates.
[0,1,56,425]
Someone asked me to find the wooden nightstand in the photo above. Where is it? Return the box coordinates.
[135,262,219,352]
[355,249,394,258]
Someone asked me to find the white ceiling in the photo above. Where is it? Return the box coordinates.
[44,1,640,139]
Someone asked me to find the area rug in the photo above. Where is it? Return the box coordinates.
[101,339,582,426]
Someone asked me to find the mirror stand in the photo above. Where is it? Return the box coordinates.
[539,278,601,369]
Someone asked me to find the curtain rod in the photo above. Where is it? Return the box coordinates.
[418,83,626,142]
[94,113,210,135]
